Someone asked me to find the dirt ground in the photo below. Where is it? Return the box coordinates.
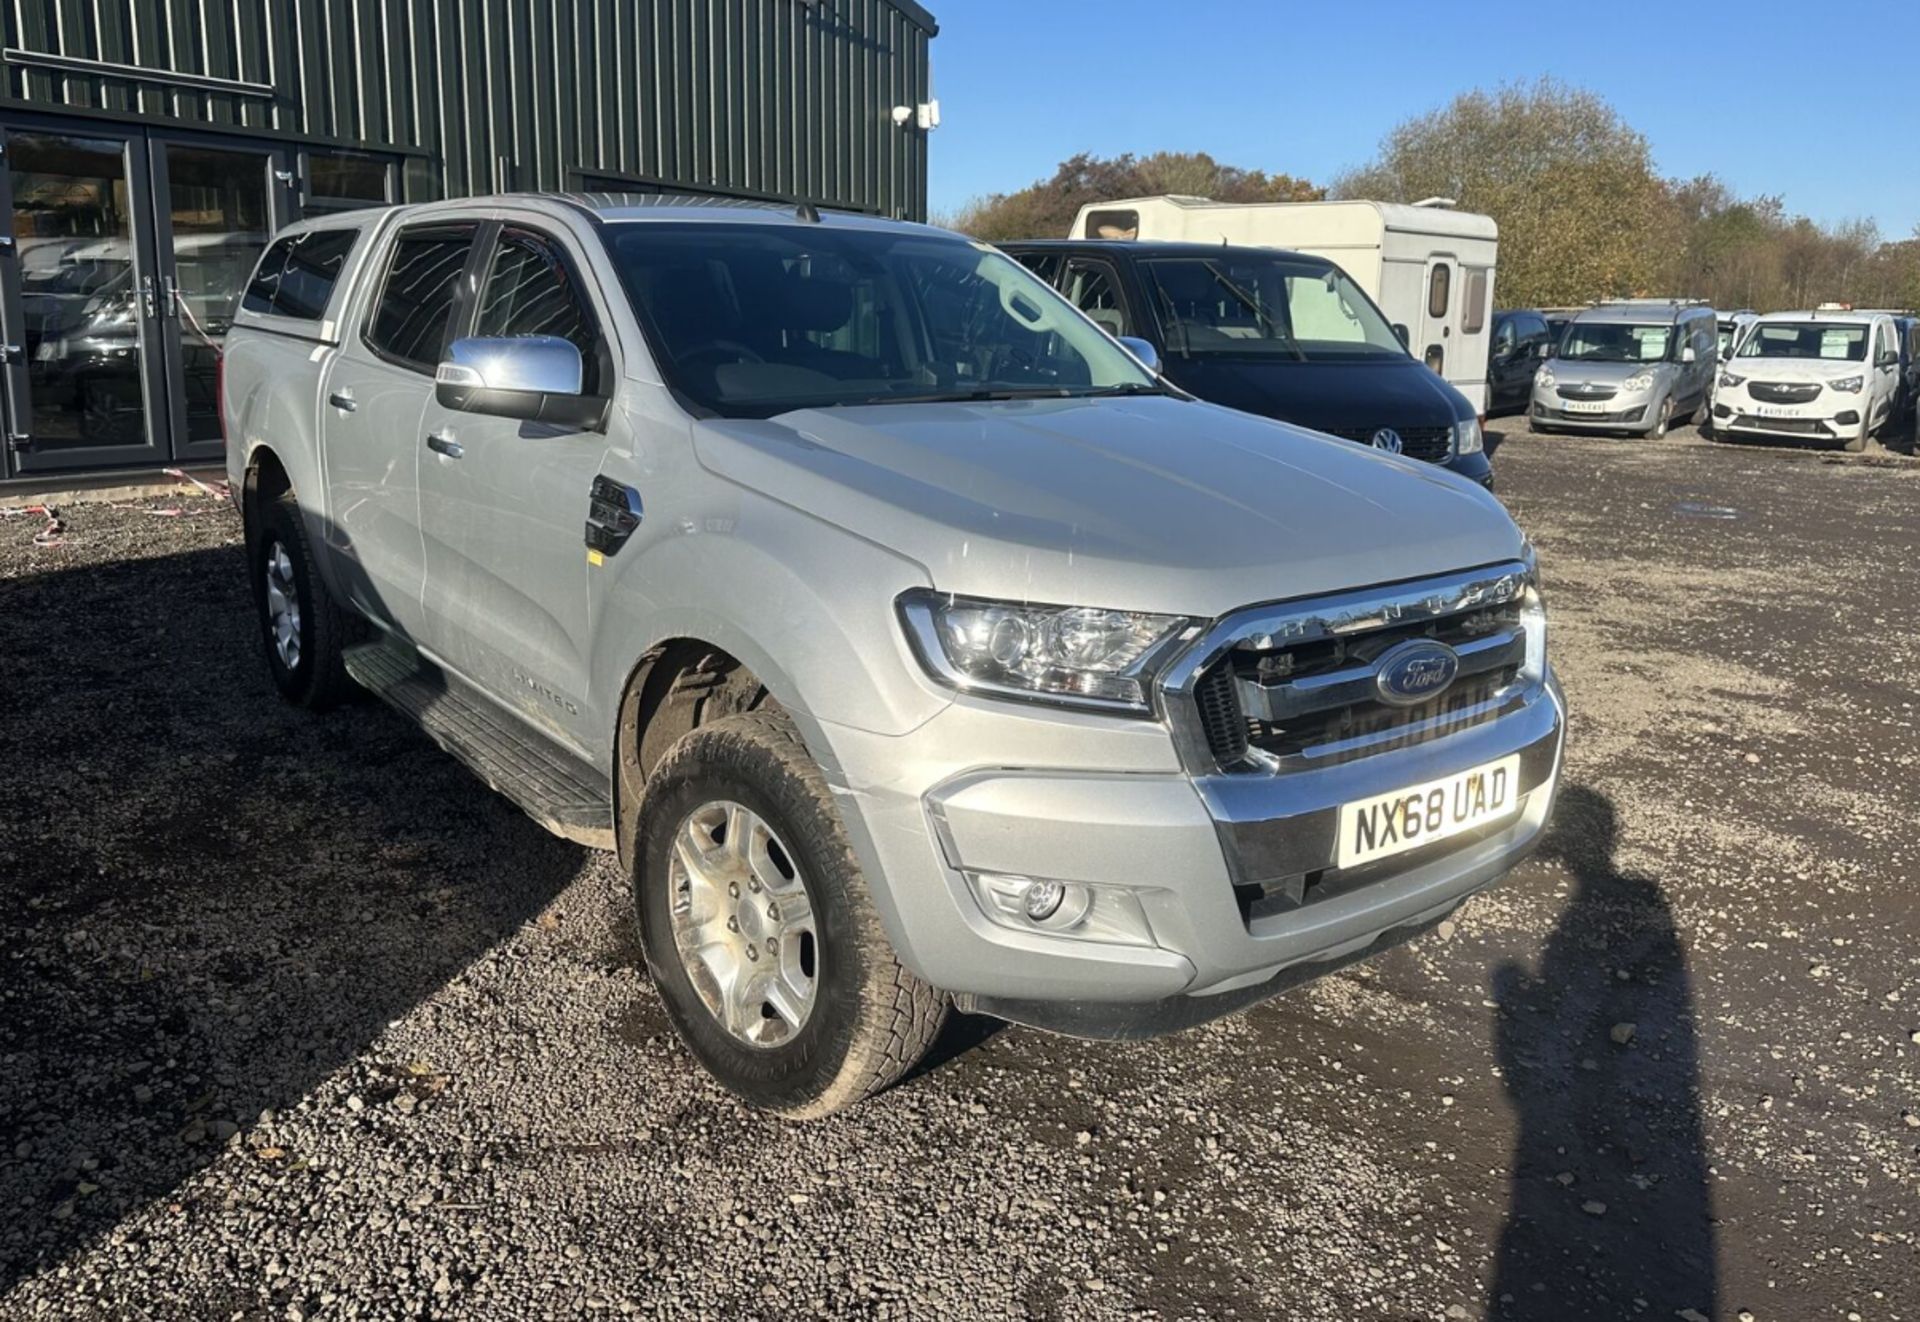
[1,424,1916,1321]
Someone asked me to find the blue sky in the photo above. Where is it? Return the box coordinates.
[925,0,1920,239]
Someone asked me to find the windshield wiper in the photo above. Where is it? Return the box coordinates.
[862,385,1079,405]
[1076,382,1168,397]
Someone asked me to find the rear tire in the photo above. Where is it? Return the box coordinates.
[253,490,353,710]
[634,710,947,1118]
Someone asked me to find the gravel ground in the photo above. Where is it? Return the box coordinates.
[1,424,1916,1321]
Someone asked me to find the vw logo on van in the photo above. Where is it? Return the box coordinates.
[1370,428,1403,454]
[1373,639,1460,707]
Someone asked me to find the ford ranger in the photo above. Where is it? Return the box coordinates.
[222,195,1565,1118]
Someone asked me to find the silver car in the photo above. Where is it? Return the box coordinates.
[222,195,1565,1115]
[1532,301,1719,438]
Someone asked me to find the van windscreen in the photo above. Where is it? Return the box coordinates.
[1138,255,1406,362]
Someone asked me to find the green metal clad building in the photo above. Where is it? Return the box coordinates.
[0,0,937,483]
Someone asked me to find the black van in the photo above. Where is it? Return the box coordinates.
[1001,239,1492,487]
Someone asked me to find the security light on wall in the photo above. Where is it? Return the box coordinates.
[892,100,939,131]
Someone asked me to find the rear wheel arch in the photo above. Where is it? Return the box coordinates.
[242,445,292,547]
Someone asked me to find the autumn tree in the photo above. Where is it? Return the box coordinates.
[943,150,1321,242]
[1334,78,1664,307]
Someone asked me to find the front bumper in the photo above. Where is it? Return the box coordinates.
[819,658,1565,1037]
[1531,397,1651,430]
[1446,448,1494,488]
[1712,398,1863,441]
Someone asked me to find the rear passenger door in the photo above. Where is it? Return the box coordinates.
[319,220,477,639]
[414,222,615,751]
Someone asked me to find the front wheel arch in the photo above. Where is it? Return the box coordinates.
[613,639,777,873]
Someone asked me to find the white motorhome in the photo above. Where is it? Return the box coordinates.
[1070,195,1500,412]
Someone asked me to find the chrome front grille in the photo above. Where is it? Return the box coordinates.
[1162,562,1541,775]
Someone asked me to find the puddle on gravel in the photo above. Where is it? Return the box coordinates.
[1671,501,1738,519]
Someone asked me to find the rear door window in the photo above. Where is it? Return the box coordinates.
[365,225,477,370]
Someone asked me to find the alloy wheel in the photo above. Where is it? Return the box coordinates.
[667,800,819,1048]
[263,541,302,671]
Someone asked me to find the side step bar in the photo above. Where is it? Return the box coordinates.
[345,641,615,850]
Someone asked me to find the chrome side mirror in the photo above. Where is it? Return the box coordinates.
[1116,334,1161,375]
[435,335,603,427]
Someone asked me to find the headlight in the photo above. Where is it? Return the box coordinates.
[1535,365,1556,390]
[1717,370,1745,388]
[1621,370,1655,392]
[1520,541,1548,681]
[897,590,1194,713]
[1830,375,1863,393]
[1453,416,1484,455]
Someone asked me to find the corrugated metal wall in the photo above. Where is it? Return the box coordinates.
[0,0,935,217]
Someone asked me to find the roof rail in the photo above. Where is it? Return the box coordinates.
[1596,297,1712,307]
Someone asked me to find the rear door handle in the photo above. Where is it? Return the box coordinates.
[426,430,463,459]
[327,391,357,412]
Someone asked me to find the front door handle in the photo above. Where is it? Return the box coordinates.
[426,430,463,459]
[327,391,357,412]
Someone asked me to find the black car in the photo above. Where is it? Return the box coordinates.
[1487,309,1554,415]
[1000,239,1493,487]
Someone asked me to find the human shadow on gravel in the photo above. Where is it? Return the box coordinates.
[1488,785,1717,1322]
[0,543,584,1298]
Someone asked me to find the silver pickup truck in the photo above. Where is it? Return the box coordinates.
[222,194,1565,1117]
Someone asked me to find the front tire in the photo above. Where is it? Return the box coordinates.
[1647,395,1674,440]
[252,490,353,710]
[634,710,946,1117]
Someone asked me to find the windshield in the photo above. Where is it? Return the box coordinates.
[604,222,1157,417]
[1137,255,1405,361]
[1558,322,1672,363]
[1736,323,1868,362]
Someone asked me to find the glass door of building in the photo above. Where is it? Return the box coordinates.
[0,117,291,477]
[147,135,288,464]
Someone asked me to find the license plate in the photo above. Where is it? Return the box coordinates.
[1753,404,1803,418]
[1337,754,1523,869]
[1562,400,1610,414]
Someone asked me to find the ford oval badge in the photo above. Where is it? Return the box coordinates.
[1374,639,1459,707]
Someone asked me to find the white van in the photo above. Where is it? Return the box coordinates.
[1070,195,1500,412]
[1711,309,1904,451]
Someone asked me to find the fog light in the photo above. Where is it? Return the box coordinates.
[963,872,1157,946]
[1022,878,1065,921]
[1835,410,1859,426]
